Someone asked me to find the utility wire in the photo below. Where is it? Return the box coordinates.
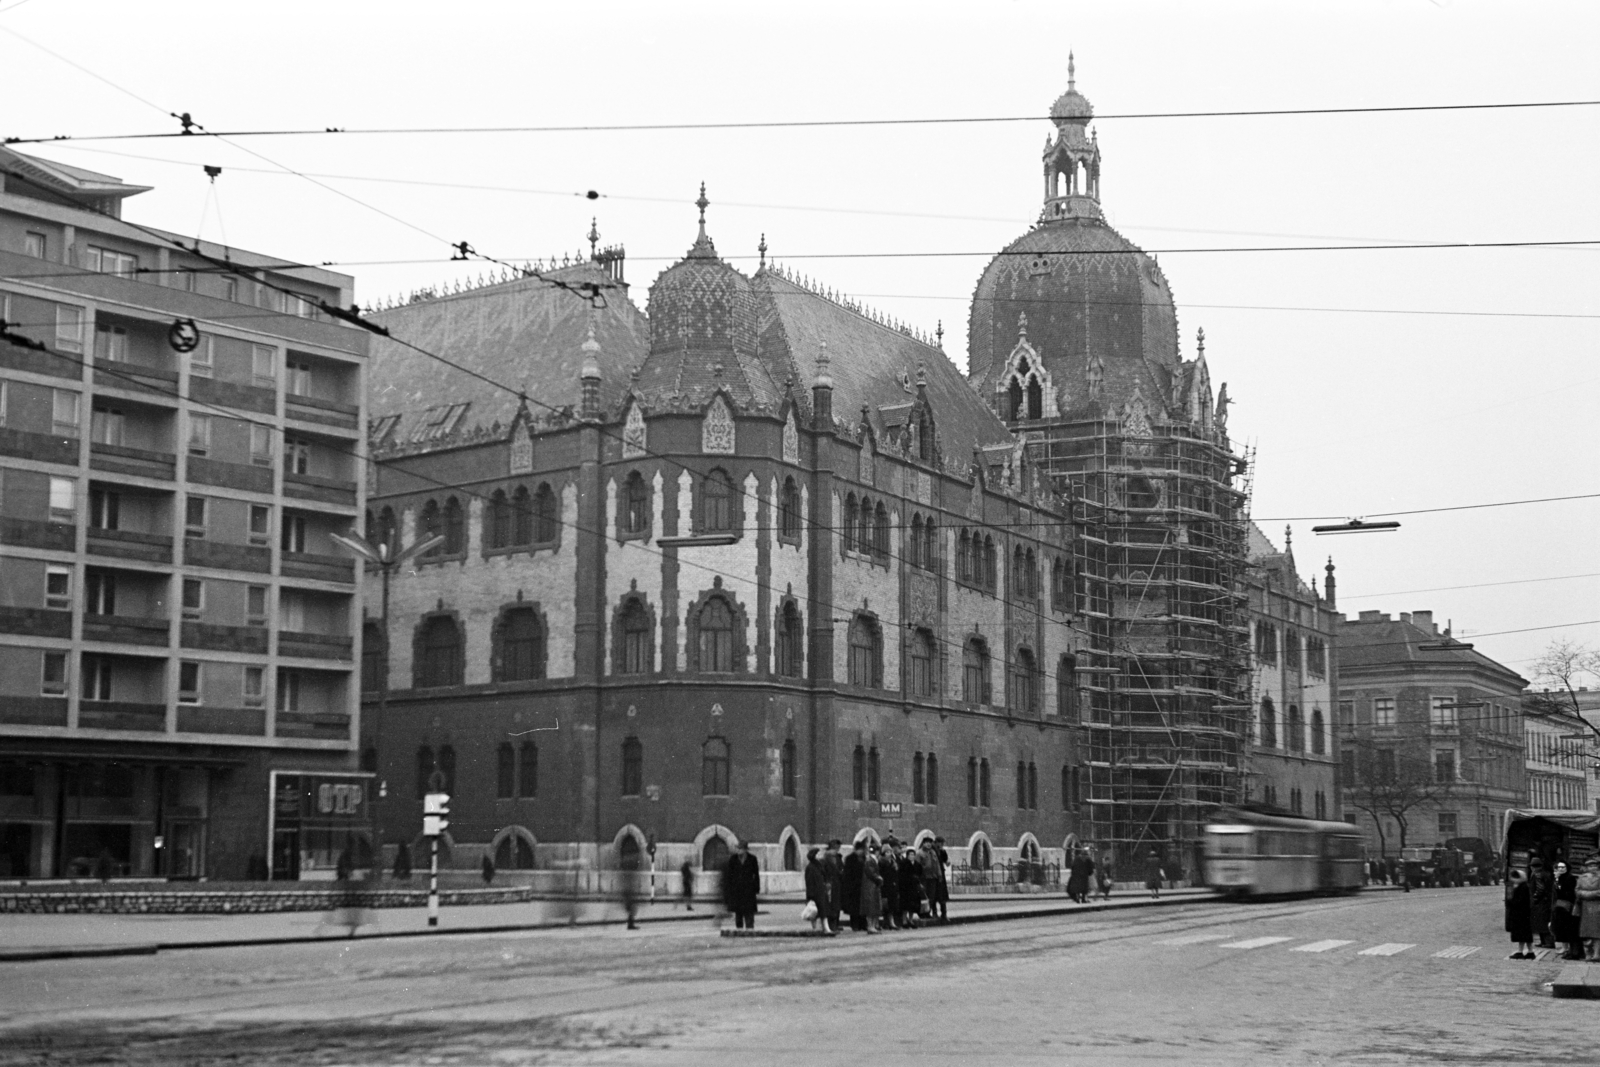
[10,98,1600,146]
[1340,573,1600,602]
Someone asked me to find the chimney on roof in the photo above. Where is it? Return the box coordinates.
[1412,610,1435,633]
[811,341,833,428]
[1400,613,1412,626]
[1358,610,1385,623]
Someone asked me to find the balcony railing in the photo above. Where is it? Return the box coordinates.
[0,605,72,639]
[280,551,355,584]
[283,470,358,507]
[0,696,68,727]
[78,700,166,731]
[189,376,275,415]
[89,441,176,480]
[81,614,169,646]
[184,539,271,574]
[0,426,79,465]
[87,527,174,564]
[0,343,81,380]
[93,357,178,394]
[0,516,75,552]
[275,711,351,740]
[285,392,360,431]
[278,630,354,661]
[176,704,266,736]
[181,621,269,654]
[187,455,274,493]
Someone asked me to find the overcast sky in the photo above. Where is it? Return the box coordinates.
[7,0,1596,680]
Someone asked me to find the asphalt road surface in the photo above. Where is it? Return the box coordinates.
[1,887,1591,1066]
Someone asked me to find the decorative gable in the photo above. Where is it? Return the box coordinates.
[701,394,736,454]
[509,419,534,475]
[1123,390,1152,439]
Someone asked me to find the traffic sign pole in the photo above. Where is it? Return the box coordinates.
[421,790,449,928]
[428,836,439,927]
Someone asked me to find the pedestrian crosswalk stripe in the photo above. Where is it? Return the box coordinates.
[1358,943,1416,956]
[1433,946,1480,959]
[1155,933,1231,946]
[1219,936,1294,949]
[1292,939,1355,953]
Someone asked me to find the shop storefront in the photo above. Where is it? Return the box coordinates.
[268,770,376,880]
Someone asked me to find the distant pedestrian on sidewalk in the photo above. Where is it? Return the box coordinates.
[1097,852,1114,900]
[1552,861,1581,959]
[393,842,413,882]
[680,860,696,910]
[861,843,883,934]
[804,848,827,931]
[842,840,866,931]
[1143,851,1165,899]
[1067,848,1095,903]
[1506,867,1534,959]
[620,849,641,930]
[1575,856,1600,961]
[932,837,951,922]
[822,840,844,933]
[1529,858,1555,948]
[723,840,760,929]
[481,854,496,885]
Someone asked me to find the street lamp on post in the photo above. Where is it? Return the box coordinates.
[330,529,445,873]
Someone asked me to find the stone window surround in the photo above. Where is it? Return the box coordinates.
[617,469,653,544]
[611,590,658,676]
[490,599,549,684]
[684,580,750,675]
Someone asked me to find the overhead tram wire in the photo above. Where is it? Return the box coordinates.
[9,96,1600,146]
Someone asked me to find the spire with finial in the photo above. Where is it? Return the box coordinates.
[687,182,718,259]
[1068,50,1076,91]
[1284,525,1293,552]
[587,218,600,259]
[1018,311,1028,340]
[758,233,767,270]
[1324,556,1337,609]
[1196,327,1206,359]
[936,320,944,348]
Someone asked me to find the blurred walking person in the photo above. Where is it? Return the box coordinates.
[679,859,695,911]
[1143,850,1165,899]
[880,839,901,929]
[1576,856,1600,961]
[821,840,844,933]
[1097,851,1114,900]
[932,836,951,922]
[620,848,641,931]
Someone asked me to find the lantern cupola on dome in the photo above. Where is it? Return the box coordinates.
[1042,53,1102,222]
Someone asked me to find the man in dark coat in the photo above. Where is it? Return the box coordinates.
[722,840,761,929]
[842,840,866,931]
[879,839,902,929]
[898,843,924,925]
[1068,848,1095,903]
[821,840,844,932]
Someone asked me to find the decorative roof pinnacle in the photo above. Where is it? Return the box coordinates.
[1196,327,1205,358]
[687,182,718,259]
[936,320,944,348]
[587,217,600,259]
[1068,51,1076,91]
[814,340,833,389]
[1018,310,1028,340]
[1284,524,1293,552]
[580,311,602,380]
[758,233,767,269]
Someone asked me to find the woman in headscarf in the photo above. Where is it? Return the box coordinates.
[1505,866,1534,959]
[1551,860,1581,960]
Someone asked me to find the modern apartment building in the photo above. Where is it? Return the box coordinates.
[0,148,370,880]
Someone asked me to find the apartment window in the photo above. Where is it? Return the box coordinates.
[82,654,113,701]
[24,232,46,258]
[248,504,271,546]
[1435,749,1456,784]
[86,246,138,277]
[91,406,125,447]
[185,496,207,538]
[49,477,76,523]
[42,651,68,696]
[189,338,214,379]
[251,345,276,388]
[1373,697,1395,727]
[286,361,311,397]
[283,437,310,475]
[181,578,204,621]
[178,661,202,705]
[86,570,116,615]
[223,277,239,303]
[243,666,264,706]
[55,306,84,353]
[280,513,306,554]
[1430,696,1457,730]
[95,323,130,363]
[246,585,267,627]
[276,669,300,711]
[53,389,80,437]
[279,590,305,633]
[45,566,72,610]
[188,414,211,457]
[250,425,274,467]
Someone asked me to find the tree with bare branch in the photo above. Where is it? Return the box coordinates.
[1342,738,1449,858]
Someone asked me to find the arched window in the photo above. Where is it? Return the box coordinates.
[488,490,511,549]
[376,506,396,555]
[1028,762,1038,810]
[913,752,925,804]
[1288,704,1304,753]
[926,753,939,804]
[783,836,799,872]
[922,518,937,571]
[497,742,515,798]
[1008,378,1023,421]
[1260,696,1277,748]
[979,758,991,807]
[873,502,889,559]
[909,515,924,569]
[1057,654,1077,719]
[1013,647,1038,713]
[617,597,653,675]
[419,499,442,556]
[442,497,464,554]
[847,615,883,688]
[518,742,537,797]
[917,411,934,461]
[1016,760,1027,808]
[781,738,797,798]
[437,745,456,794]
[957,530,972,581]
[867,746,880,801]
[496,606,545,682]
[621,736,642,796]
[701,469,734,533]
[696,596,736,673]
[1062,764,1072,811]
[534,483,557,543]
[1051,558,1068,611]
[967,757,978,806]
[1311,708,1326,755]
[855,496,873,552]
[853,744,866,801]
[971,837,992,870]
[361,620,386,692]
[416,615,463,688]
[702,737,730,796]
[511,485,533,545]
[775,601,804,678]
[415,745,434,799]
[702,835,729,873]
[1027,377,1043,420]
[909,628,936,698]
[1012,546,1026,597]
[624,472,650,535]
[780,477,802,540]
[1024,549,1037,597]
[983,536,998,592]
[843,494,858,552]
[964,637,991,704]
[495,833,535,870]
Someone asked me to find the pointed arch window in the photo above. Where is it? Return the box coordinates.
[775,600,804,678]
[696,596,736,673]
[1008,378,1024,421]
[624,471,650,535]
[979,758,991,807]
[913,752,925,804]
[362,620,386,692]
[519,742,538,797]
[922,518,937,571]
[867,746,881,801]
[702,736,730,796]
[873,502,890,559]
[1012,647,1038,714]
[1057,654,1078,719]
[419,499,442,556]
[1288,704,1305,753]
[533,483,558,543]
[964,637,991,704]
[967,757,978,806]
[1016,761,1028,808]
[957,530,972,582]
[701,469,735,533]
[781,738,797,798]
[1310,708,1326,755]
[847,614,883,688]
[1052,558,1070,611]
[779,477,802,541]
[505,485,529,545]
[983,537,998,592]
[1260,696,1277,748]
[843,494,859,552]
[442,496,464,554]
[617,597,653,675]
[917,410,934,461]
[926,753,939,805]
[852,745,866,801]
[416,615,463,688]
[488,490,512,549]
[909,627,936,698]
[910,515,924,569]
[496,606,545,682]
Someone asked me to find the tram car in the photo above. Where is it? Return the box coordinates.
[1202,809,1365,897]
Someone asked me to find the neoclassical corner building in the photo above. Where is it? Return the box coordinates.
[360,64,1251,879]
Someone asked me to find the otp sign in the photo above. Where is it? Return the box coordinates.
[317,783,363,815]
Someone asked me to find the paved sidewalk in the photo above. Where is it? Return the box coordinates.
[0,887,1227,961]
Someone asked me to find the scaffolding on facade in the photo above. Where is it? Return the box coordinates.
[1038,415,1252,875]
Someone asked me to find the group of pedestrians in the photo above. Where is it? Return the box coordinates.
[1065,848,1114,903]
[1505,854,1600,961]
[803,835,951,933]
